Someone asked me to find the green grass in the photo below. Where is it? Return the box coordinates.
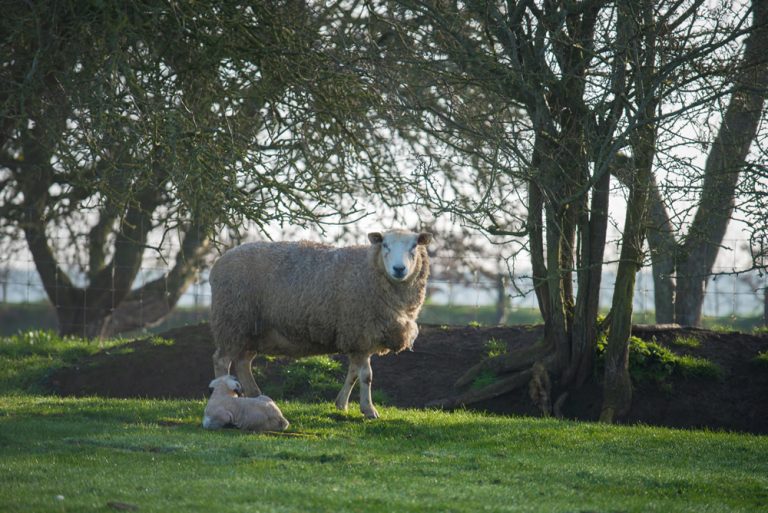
[1,395,767,513]
[1,331,767,512]
[274,356,344,402]
[595,336,723,388]
[0,330,128,394]
[753,351,768,369]
[675,355,725,380]
[470,369,499,390]
[484,337,508,358]
[669,336,701,349]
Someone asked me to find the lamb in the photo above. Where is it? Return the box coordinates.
[202,375,290,432]
[209,229,432,419]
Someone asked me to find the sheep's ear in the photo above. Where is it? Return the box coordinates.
[417,232,433,246]
[208,378,219,388]
[368,232,383,245]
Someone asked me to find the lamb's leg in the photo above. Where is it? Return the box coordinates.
[234,350,261,397]
[335,357,359,411]
[356,354,379,419]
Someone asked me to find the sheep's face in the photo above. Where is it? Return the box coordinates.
[369,230,432,282]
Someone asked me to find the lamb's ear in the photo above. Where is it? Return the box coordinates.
[208,378,220,388]
[368,232,383,245]
[417,232,433,246]
[226,377,242,392]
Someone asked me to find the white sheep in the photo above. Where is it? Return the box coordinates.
[202,375,290,432]
[209,229,432,419]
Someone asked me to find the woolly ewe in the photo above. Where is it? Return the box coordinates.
[209,229,432,419]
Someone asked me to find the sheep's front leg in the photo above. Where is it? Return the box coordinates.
[335,358,359,411]
[405,320,419,350]
[357,354,379,419]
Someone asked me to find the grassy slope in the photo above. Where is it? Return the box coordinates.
[1,333,767,513]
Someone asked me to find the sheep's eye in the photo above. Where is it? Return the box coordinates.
[383,243,390,251]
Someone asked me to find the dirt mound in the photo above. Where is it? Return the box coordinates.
[46,323,768,434]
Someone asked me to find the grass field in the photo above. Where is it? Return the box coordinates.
[1,332,767,512]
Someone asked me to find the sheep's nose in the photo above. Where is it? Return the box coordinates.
[393,265,406,277]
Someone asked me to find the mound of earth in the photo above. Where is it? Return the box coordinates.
[46,323,768,434]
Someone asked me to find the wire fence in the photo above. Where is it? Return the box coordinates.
[1,239,766,335]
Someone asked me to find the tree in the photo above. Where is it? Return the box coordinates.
[646,0,768,325]
[0,1,399,337]
[367,0,751,420]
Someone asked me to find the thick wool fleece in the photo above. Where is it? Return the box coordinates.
[209,237,430,358]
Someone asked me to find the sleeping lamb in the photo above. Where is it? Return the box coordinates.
[209,229,432,419]
[202,375,289,432]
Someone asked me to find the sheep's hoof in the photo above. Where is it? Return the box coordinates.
[363,408,380,420]
[334,401,349,412]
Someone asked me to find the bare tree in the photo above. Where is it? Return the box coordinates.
[646,0,768,325]
[366,0,751,420]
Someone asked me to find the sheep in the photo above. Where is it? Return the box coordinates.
[202,375,290,432]
[209,229,432,419]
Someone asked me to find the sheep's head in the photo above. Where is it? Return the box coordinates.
[369,230,432,282]
[208,375,243,397]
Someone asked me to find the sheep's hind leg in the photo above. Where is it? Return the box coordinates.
[213,347,233,378]
[234,350,262,397]
[335,357,359,411]
[355,353,379,419]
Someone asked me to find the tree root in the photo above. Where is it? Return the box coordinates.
[528,361,551,416]
[454,339,554,389]
[427,368,534,409]
[429,351,568,413]
[553,392,568,419]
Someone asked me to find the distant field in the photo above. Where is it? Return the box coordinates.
[3,301,765,337]
[0,331,767,513]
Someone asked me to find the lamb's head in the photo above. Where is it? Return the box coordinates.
[208,375,243,397]
[369,230,432,283]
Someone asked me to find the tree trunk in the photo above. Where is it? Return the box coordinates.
[614,162,677,324]
[567,167,611,387]
[493,273,508,325]
[528,176,550,321]
[56,300,112,339]
[672,0,768,326]
[101,223,211,336]
[20,156,162,338]
[764,286,768,327]
[646,180,677,323]
[601,0,657,422]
